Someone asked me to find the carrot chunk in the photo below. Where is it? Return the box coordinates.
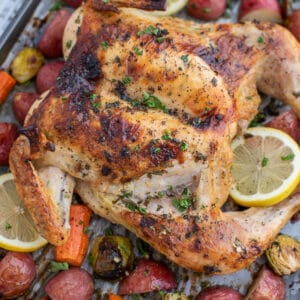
[0,71,16,104]
[55,204,91,266]
[108,294,124,300]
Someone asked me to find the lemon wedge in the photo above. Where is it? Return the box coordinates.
[141,0,188,16]
[0,173,47,252]
[230,127,300,207]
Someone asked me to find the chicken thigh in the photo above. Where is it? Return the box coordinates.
[9,0,300,274]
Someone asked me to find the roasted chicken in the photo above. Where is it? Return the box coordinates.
[9,0,300,274]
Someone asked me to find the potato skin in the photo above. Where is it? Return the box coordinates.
[10,48,44,83]
[12,92,38,125]
[64,0,83,8]
[187,0,226,20]
[35,61,65,94]
[238,0,282,22]
[245,266,286,300]
[0,252,36,299]
[37,9,71,58]
[0,123,18,165]
[45,268,94,300]
[266,110,300,144]
[196,286,242,300]
[285,10,300,42]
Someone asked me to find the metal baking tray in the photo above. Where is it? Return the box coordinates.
[1,0,300,299]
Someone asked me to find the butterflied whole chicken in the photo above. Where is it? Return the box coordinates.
[9,0,300,274]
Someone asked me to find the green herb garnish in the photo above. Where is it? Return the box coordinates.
[261,157,269,167]
[133,46,143,55]
[122,76,132,84]
[173,187,193,212]
[281,153,295,161]
[50,261,69,273]
[181,54,189,63]
[101,41,109,49]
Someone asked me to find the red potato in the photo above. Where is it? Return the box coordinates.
[186,0,226,21]
[0,252,36,299]
[265,110,300,143]
[285,10,300,42]
[12,92,38,125]
[36,61,65,93]
[0,123,18,165]
[45,268,94,300]
[196,286,242,300]
[118,259,177,295]
[239,0,282,23]
[37,9,71,58]
[64,0,83,8]
[245,266,286,300]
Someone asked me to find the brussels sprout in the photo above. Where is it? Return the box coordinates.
[90,235,133,279]
[10,48,44,83]
[266,234,300,275]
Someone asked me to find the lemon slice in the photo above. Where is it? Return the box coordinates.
[0,173,47,251]
[141,0,188,16]
[230,127,300,207]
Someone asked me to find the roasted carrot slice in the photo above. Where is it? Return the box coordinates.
[55,204,91,266]
[108,294,124,300]
[0,71,16,104]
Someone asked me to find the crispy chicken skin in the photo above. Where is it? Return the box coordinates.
[9,0,300,274]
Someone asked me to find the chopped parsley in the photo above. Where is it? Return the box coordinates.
[66,40,72,49]
[156,37,164,43]
[103,0,110,3]
[180,141,188,151]
[134,144,141,152]
[261,157,269,167]
[50,0,62,11]
[181,54,189,63]
[50,261,69,273]
[101,40,109,49]
[5,223,12,230]
[257,36,264,43]
[249,112,266,127]
[120,190,133,199]
[161,129,171,140]
[153,147,161,154]
[281,153,295,161]
[133,46,143,55]
[122,76,132,84]
[125,202,147,214]
[115,55,121,66]
[125,202,136,211]
[137,25,160,37]
[142,92,167,112]
[83,227,89,234]
[173,188,193,212]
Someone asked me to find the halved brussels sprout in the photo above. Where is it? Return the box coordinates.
[90,235,133,279]
[266,234,300,275]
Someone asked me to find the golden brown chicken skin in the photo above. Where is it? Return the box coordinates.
[9,0,300,274]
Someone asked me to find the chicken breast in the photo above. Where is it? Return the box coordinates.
[9,0,300,274]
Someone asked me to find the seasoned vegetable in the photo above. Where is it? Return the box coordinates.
[285,10,300,42]
[45,268,94,300]
[163,292,189,300]
[186,0,226,21]
[90,235,133,278]
[238,0,282,23]
[0,71,16,104]
[12,92,38,125]
[266,110,300,144]
[196,286,242,300]
[245,265,286,300]
[35,61,65,93]
[37,8,71,58]
[55,205,91,267]
[108,294,124,300]
[0,252,36,299]
[266,234,300,275]
[10,48,44,83]
[118,259,177,295]
[0,123,18,165]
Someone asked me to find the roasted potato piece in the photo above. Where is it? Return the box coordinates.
[196,286,242,300]
[266,234,300,275]
[90,235,133,279]
[163,293,189,300]
[10,48,44,83]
